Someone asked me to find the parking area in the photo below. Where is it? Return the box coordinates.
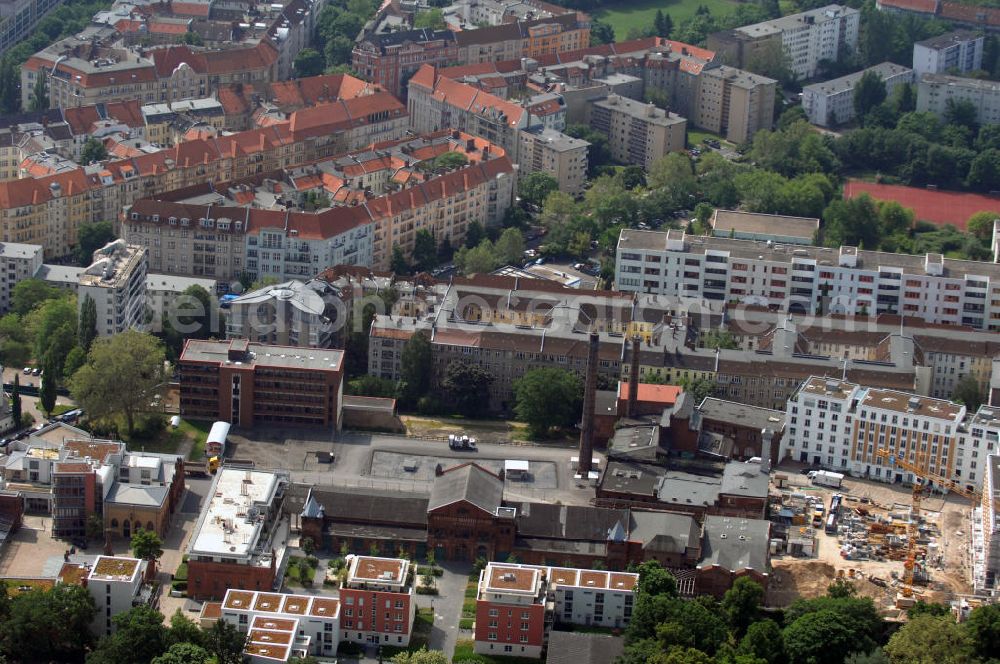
[370,450,558,489]
[226,426,336,474]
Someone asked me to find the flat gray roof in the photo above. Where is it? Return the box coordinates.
[916,30,983,50]
[700,515,770,572]
[803,62,912,96]
[711,209,818,239]
[697,398,786,431]
[181,339,343,372]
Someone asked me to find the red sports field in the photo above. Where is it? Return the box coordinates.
[843,180,1000,231]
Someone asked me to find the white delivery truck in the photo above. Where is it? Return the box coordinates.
[808,470,844,489]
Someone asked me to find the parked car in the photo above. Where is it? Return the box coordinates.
[22,367,30,375]
[448,434,478,451]
[31,368,40,376]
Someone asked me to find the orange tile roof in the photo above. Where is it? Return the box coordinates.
[617,382,683,405]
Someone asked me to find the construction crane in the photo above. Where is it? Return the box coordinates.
[873,448,997,598]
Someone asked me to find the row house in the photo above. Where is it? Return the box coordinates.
[219,589,340,660]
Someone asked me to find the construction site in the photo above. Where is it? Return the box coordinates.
[766,469,975,616]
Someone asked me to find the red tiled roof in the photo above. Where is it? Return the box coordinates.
[63,100,144,135]
[411,66,525,127]
[216,85,253,115]
[171,0,211,16]
[941,0,1000,25]
[879,0,939,12]
[617,382,682,405]
[269,73,377,108]
[843,180,1000,230]
[287,93,406,139]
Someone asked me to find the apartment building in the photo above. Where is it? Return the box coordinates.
[179,339,345,429]
[974,453,1000,593]
[474,563,637,658]
[125,134,512,276]
[352,29,458,98]
[694,65,776,144]
[585,95,686,170]
[339,556,416,647]
[87,556,152,636]
[0,93,406,260]
[913,30,984,76]
[186,467,289,600]
[0,0,63,57]
[0,242,42,313]
[917,73,1000,125]
[453,13,589,65]
[802,62,914,127]
[781,376,968,484]
[220,589,341,660]
[226,280,336,348]
[78,240,148,337]
[22,39,280,109]
[517,127,589,197]
[615,228,1000,331]
[722,5,860,80]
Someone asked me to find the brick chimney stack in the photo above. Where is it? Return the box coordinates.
[578,332,600,476]
[627,335,640,417]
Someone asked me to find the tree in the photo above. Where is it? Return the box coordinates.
[440,361,493,417]
[822,195,881,249]
[908,600,950,619]
[75,221,116,266]
[784,595,883,657]
[648,153,697,209]
[952,376,984,412]
[519,172,559,207]
[454,240,498,275]
[390,647,447,664]
[430,152,468,171]
[69,330,166,436]
[679,376,715,403]
[390,245,409,275]
[1,585,95,662]
[783,609,859,664]
[964,602,1000,661]
[884,615,975,664]
[437,236,454,263]
[654,10,673,37]
[31,298,76,376]
[0,57,20,115]
[465,220,485,249]
[29,72,47,111]
[745,38,793,84]
[739,619,785,664]
[945,98,979,133]
[967,211,999,241]
[413,8,445,29]
[10,278,58,316]
[88,605,169,664]
[152,643,211,664]
[854,71,887,121]
[412,229,438,273]
[171,284,216,340]
[79,294,97,352]
[590,19,614,45]
[204,618,248,664]
[10,374,20,429]
[131,528,164,564]
[179,30,204,45]
[399,330,432,406]
[721,577,763,638]
[86,513,104,541]
[494,228,525,265]
[80,138,107,165]
[636,560,678,598]
[293,48,325,78]
[39,354,57,415]
[513,367,582,437]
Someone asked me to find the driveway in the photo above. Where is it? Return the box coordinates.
[416,562,473,660]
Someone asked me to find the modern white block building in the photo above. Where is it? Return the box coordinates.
[917,73,1000,125]
[615,229,1000,330]
[220,589,341,661]
[913,30,984,77]
[0,242,42,313]
[802,62,914,126]
[735,5,860,80]
[87,556,149,636]
[77,240,148,337]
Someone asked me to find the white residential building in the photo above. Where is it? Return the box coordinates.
[77,240,148,337]
[220,589,341,660]
[782,376,860,471]
[735,5,860,80]
[0,242,42,313]
[225,279,336,348]
[917,73,1000,125]
[973,452,1000,594]
[615,229,1000,331]
[802,62,914,126]
[913,30,984,77]
[87,556,149,636]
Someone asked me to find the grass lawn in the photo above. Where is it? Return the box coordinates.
[593,0,739,41]
[177,419,212,460]
[50,404,74,417]
[452,640,538,663]
[687,128,737,150]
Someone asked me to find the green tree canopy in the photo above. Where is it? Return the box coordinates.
[10,278,58,317]
[854,71,888,120]
[292,48,325,78]
[151,642,211,664]
[440,361,493,417]
[391,646,448,664]
[494,228,525,265]
[1,585,95,662]
[513,367,582,437]
[80,138,108,165]
[131,527,164,562]
[964,602,1000,661]
[87,605,169,664]
[519,172,559,207]
[69,330,166,435]
[883,615,975,664]
[413,8,445,29]
[412,229,439,273]
[399,330,433,406]
[75,221,116,266]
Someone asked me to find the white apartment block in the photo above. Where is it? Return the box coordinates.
[735,5,860,80]
[781,376,1000,495]
[913,30,984,77]
[802,62,914,127]
[87,556,148,636]
[220,589,341,661]
[546,566,638,628]
[973,452,1000,594]
[78,240,148,337]
[615,229,1000,331]
[247,224,375,283]
[917,73,1000,125]
[0,242,42,313]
